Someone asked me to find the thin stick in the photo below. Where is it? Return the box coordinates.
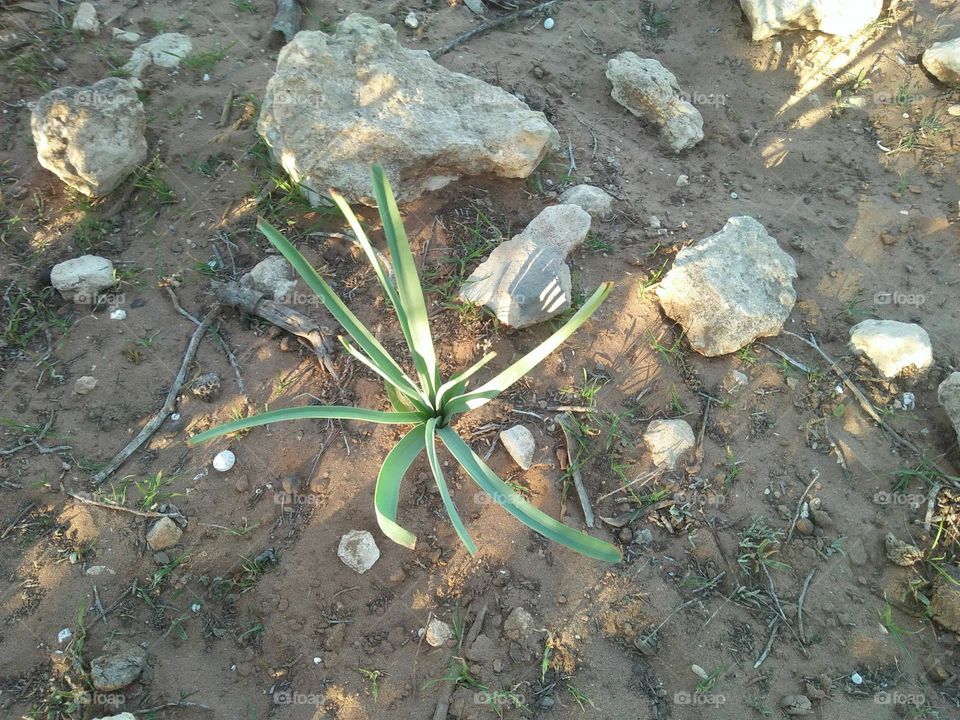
[786,470,819,544]
[131,700,211,715]
[91,307,219,484]
[924,483,942,534]
[1,502,36,540]
[92,585,107,624]
[433,603,488,720]
[753,619,780,669]
[218,89,234,128]
[797,569,815,645]
[431,0,559,59]
[757,342,809,374]
[557,413,594,527]
[66,491,183,520]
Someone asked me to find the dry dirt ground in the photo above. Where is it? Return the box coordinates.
[2,0,960,718]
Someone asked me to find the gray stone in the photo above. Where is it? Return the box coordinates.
[123,33,193,77]
[503,607,535,640]
[884,533,923,567]
[425,618,453,647]
[460,205,590,327]
[739,0,882,41]
[90,640,147,691]
[931,565,960,633]
[558,185,614,221]
[643,419,695,469]
[779,694,813,716]
[72,2,100,35]
[606,53,703,153]
[500,425,535,470]
[146,517,182,551]
[338,530,380,573]
[241,255,297,301]
[112,29,142,44]
[31,78,146,197]
[74,376,98,395]
[923,37,960,84]
[51,255,116,302]
[849,320,932,379]
[938,372,960,443]
[655,217,797,356]
[257,15,558,205]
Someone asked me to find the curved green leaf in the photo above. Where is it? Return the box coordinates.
[438,427,621,563]
[188,406,420,445]
[435,351,497,408]
[340,337,431,412]
[425,418,478,555]
[445,283,613,418]
[375,425,424,549]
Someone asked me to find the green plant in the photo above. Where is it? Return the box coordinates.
[189,166,620,562]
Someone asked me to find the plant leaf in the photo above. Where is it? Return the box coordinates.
[439,426,621,563]
[370,165,440,396]
[256,218,423,400]
[445,283,612,417]
[425,418,478,555]
[188,406,420,445]
[340,336,431,412]
[435,351,497,407]
[375,425,424,549]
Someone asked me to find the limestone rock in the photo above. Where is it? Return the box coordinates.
[500,425,535,470]
[241,255,297,301]
[93,714,136,720]
[931,565,960,633]
[123,33,193,77]
[655,217,797,356]
[74,376,98,395]
[31,78,146,197]
[72,2,100,35]
[425,618,453,647]
[643,419,695,469]
[90,640,147,691]
[51,255,116,302]
[923,37,960,84]
[146,517,182,551]
[606,53,703,153]
[503,607,535,641]
[338,530,380,573]
[849,320,932,379]
[939,372,960,442]
[884,533,923,567]
[257,14,558,205]
[460,204,591,327]
[558,184,615,221]
[739,0,882,41]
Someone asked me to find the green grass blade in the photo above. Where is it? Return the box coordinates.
[439,427,621,563]
[188,406,420,445]
[385,382,417,413]
[340,337,431,413]
[256,217,422,399]
[435,351,497,407]
[425,418,478,555]
[370,166,439,395]
[445,283,612,417]
[375,425,425,549]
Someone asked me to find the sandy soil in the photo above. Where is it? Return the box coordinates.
[1,0,960,719]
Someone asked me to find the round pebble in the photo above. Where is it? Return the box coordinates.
[730,191,739,199]
[110,308,126,320]
[543,17,555,29]
[851,672,863,685]
[404,11,419,28]
[948,104,960,117]
[213,450,236,472]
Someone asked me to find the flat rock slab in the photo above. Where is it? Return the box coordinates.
[923,37,960,84]
[460,204,591,327]
[258,14,559,205]
[849,319,932,379]
[739,0,882,41]
[31,77,146,197]
[655,216,797,356]
[123,33,193,77]
[500,425,535,470]
[90,640,147,691]
[606,53,703,153]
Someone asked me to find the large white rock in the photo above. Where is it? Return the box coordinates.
[460,205,591,327]
[849,319,932,379]
[655,217,797,357]
[31,78,147,197]
[643,419,695,469]
[338,530,380,573]
[241,255,297,301]
[923,38,960,84]
[257,14,559,205]
[939,372,960,443]
[123,33,193,77]
[558,185,615,221]
[606,53,703,153]
[72,2,99,35]
[51,255,116,302]
[738,0,882,41]
[500,425,535,470]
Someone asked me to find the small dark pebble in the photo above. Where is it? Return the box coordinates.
[130,298,146,308]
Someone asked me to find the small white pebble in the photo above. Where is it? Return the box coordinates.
[851,672,863,685]
[543,17,555,29]
[902,392,915,410]
[404,11,419,28]
[202,73,211,82]
[110,308,126,320]
[313,656,322,665]
[213,450,236,472]
[58,628,72,644]
[730,191,738,199]
[191,602,202,613]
